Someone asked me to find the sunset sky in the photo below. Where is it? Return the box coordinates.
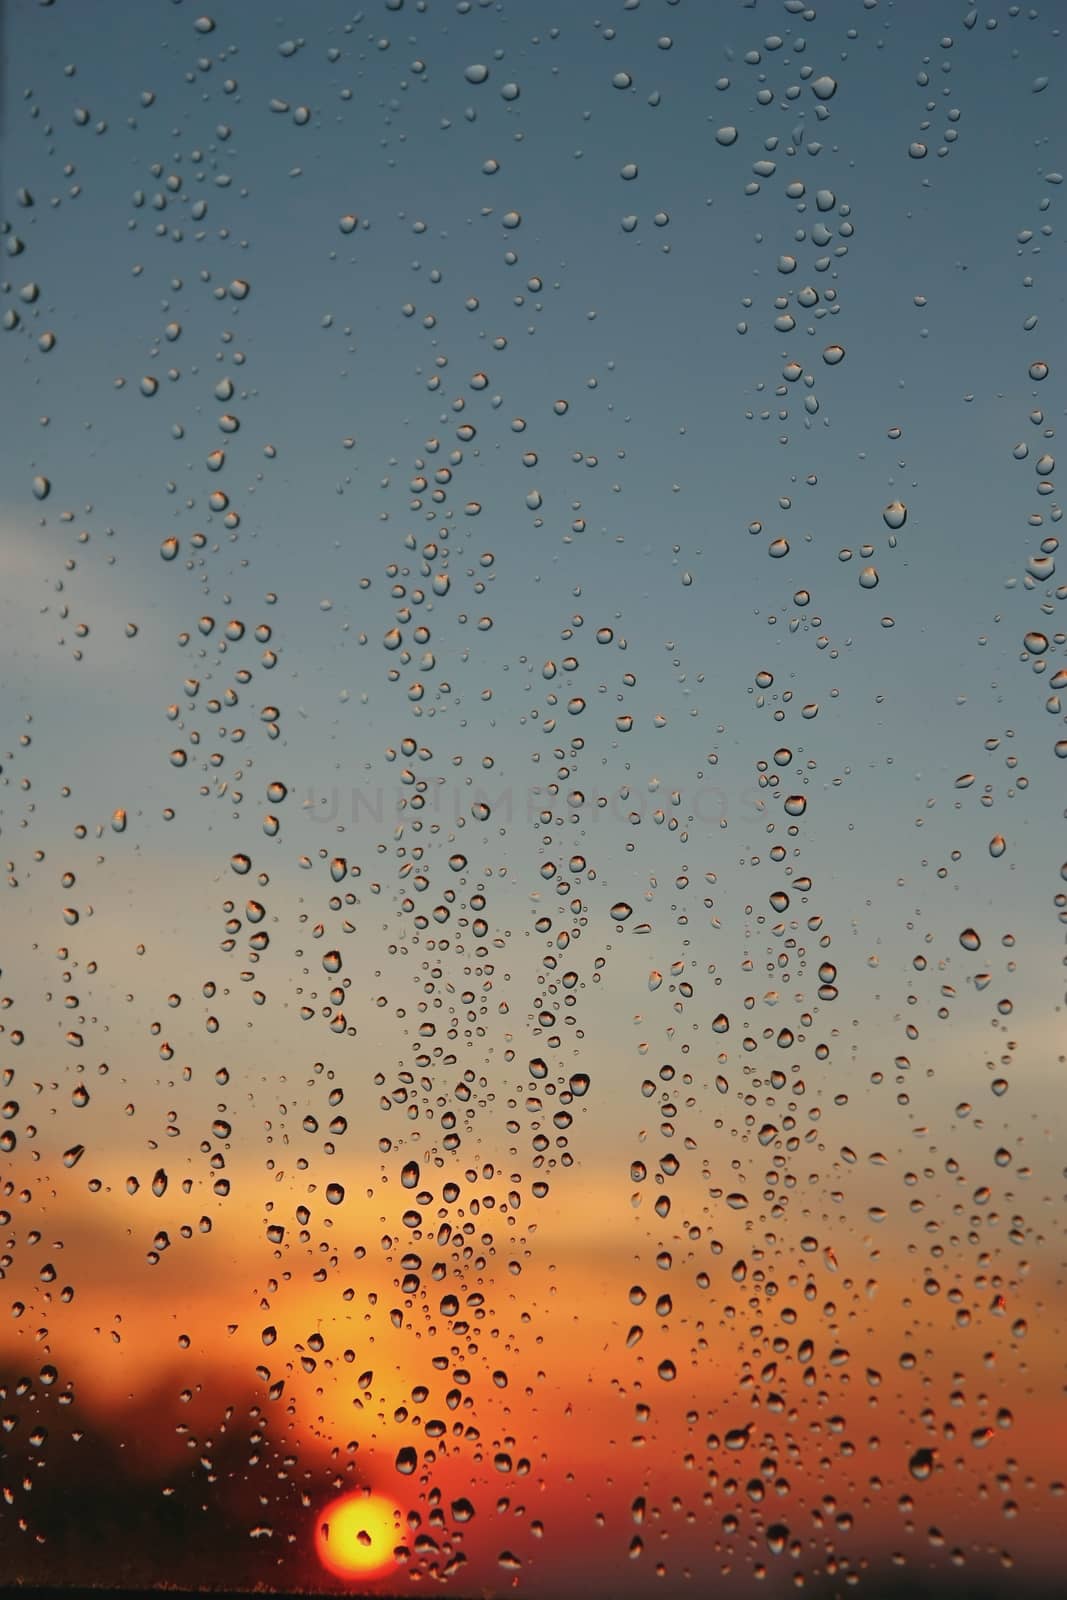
[1,0,1064,1594]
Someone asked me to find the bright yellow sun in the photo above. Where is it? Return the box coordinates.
[314,1489,403,1580]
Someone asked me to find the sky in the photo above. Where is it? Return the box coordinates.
[1,0,1065,1595]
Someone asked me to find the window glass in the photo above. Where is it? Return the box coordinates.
[1,2,1063,1595]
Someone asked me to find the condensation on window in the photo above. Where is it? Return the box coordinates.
[1,1,1063,1596]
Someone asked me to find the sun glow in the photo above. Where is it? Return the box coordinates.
[314,1489,403,1581]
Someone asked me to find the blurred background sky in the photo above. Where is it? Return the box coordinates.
[1,0,1064,1594]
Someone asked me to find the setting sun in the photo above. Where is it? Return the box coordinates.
[314,1490,403,1581]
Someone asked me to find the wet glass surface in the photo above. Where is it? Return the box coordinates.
[1,1,1065,1595]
